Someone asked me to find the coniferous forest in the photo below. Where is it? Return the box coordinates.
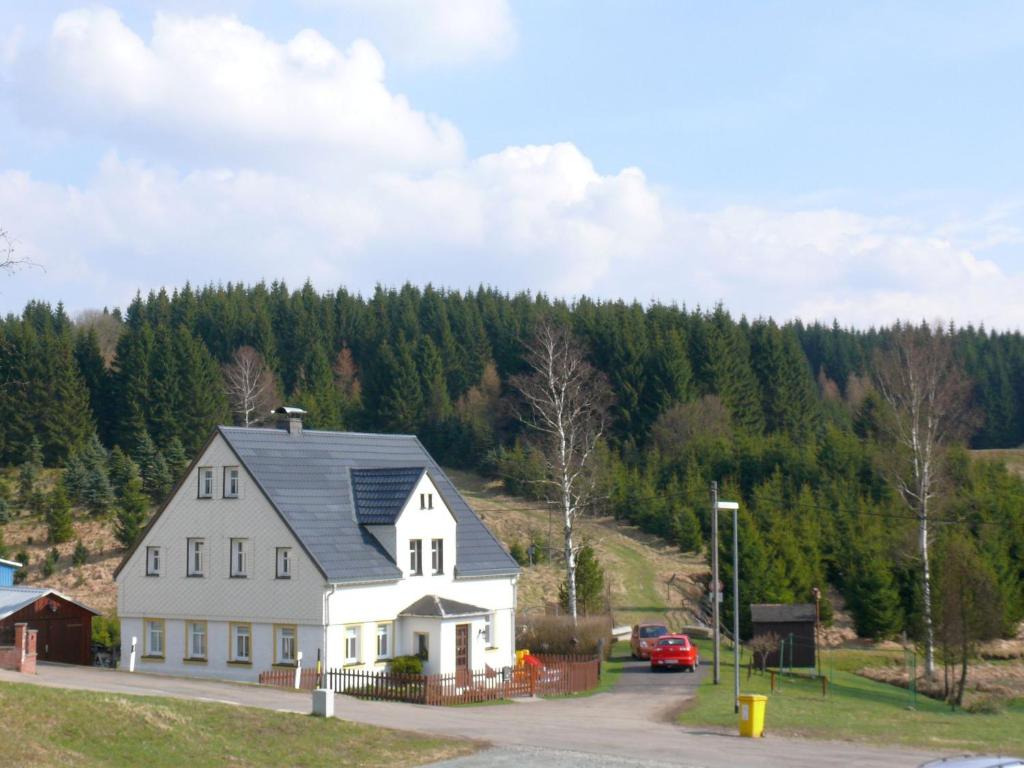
[1,282,1023,640]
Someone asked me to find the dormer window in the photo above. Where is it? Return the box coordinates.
[419,492,433,510]
[198,467,214,498]
[224,467,240,498]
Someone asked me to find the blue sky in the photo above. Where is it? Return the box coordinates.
[1,1,1023,327]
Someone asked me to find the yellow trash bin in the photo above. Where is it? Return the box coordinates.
[738,694,767,738]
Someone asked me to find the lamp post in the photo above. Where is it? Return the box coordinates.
[812,586,821,679]
[715,499,740,713]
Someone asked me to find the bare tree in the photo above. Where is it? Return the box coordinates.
[223,346,279,427]
[0,228,38,275]
[873,323,976,679]
[511,320,612,622]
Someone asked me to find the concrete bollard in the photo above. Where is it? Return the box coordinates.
[312,688,334,718]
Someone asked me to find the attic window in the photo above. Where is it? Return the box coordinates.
[224,467,240,498]
[420,493,433,510]
[198,467,214,499]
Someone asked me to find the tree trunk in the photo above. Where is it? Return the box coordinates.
[920,509,936,679]
[564,518,577,624]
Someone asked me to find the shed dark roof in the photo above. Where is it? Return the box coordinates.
[218,426,519,584]
[750,603,817,623]
[350,467,425,524]
[399,595,490,618]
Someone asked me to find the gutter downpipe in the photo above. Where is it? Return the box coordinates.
[323,584,337,675]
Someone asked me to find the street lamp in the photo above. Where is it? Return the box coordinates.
[714,499,740,713]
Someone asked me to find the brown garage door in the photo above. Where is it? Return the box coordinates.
[34,618,88,665]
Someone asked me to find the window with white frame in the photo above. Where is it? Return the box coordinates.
[144,619,164,657]
[376,623,392,659]
[186,621,207,659]
[409,539,422,576]
[276,547,291,579]
[276,625,296,665]
[431,538,444,575]
[145,546,161,576]
[198,467,214,498]
[230,538,247,577]
[187,538,205,577]
[231,623,251,662]
[484,612,496,647]
[224,466,240,498]
[345,626,360,664]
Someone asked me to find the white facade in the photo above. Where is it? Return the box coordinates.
[117,432,516,681]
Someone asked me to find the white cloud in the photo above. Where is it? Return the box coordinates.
[317,0,517,67]
[1,7,1022,330]
[13,8,463,172]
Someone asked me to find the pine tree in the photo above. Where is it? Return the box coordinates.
[133,432,172,501]
[17,436,42,509]
[115,475,149,548]
[164,437,189,480]
[79,434,114,515]
[378,339,423,433]
[108,446,141,499]
[72,539,89,567]
[673,505,703,553]
[46,481,74,544]
[560,543,605,616]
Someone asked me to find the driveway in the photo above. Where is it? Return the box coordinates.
[0,662,939,768]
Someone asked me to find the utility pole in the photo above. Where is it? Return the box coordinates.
[711,481,720,685]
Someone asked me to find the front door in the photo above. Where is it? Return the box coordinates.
[455,623,470,686]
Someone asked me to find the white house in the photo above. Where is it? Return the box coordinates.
[114,415,520,681]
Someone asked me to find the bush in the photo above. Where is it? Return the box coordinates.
[13,549,28,584]
[509,541,529,566]
[92,614,120,648]
[41,547,59,578]
[72,539,89,567]
[389,655,423,675]
[963,695,1006,715]
[516,614,614,658]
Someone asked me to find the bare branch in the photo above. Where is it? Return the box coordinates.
[223,346,280,427]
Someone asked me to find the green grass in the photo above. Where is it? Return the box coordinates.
[0,680,476,767]
[602,539,666,627]
[680,641,1024,754]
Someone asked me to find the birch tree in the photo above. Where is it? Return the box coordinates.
[873,323,976,679]
[223,346,279,427]
[511,321,611,622]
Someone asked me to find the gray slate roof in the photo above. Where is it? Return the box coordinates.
[350,467,425,524]
[0,586,99,620]
[399,595,490,618]
[750,603,817,624]
[218,426,519,584]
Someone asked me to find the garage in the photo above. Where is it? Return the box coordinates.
[0,587,98,666]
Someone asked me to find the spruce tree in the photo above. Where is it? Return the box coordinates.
[164,437,189,479]
[560,543,605,616]
[46,481,74,544]
[115,475,149,548]
[378,339,423,433]
[72,539,88,567]
[134,432,172,501]
[108,446,141,499]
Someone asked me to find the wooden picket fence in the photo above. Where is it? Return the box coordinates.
[258,654,600,706]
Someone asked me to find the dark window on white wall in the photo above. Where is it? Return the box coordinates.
[276,547,291,579]
[224,467,240,498]
[198,467,214,498]
[146,546,161,576]
[230,538,247,577]
[187,538,205,576]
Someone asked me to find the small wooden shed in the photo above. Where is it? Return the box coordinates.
[0,587,98,666]
[750,603,817,668]
[0,558,21,587]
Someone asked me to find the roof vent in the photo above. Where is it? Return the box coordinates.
[273,406,307,436]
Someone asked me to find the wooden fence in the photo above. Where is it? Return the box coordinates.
[258,654,600,706]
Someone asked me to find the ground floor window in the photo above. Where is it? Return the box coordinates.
[414,632,429,661]
[144,618,164,657]
[345,626,360,664]
[230,623,251,662]
[376,623,392,660]
[275,625,297,665]
[186,620,207,660]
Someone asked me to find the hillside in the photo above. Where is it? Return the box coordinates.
[1,468,705,627]
[970,447,1024,478]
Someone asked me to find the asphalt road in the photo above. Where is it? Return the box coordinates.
[0,660,940,768]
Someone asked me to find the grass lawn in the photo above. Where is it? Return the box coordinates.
[680,640,1024,754]
[0,681,477,767]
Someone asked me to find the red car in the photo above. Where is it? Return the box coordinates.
[649,634,699,672]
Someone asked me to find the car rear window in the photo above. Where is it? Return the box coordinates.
[639,626,669,638]
[657,638,689,647]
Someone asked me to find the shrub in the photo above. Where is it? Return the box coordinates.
[389,655,424,675]
[72,539,89,567]
[13,549,28,583]
[963,695,1006,715]
[41,547,59,577]
[509,541,529,566]
[516,614,614,658]
[92,614,120,648]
